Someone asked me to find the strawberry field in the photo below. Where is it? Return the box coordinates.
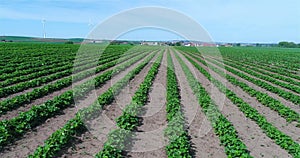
[0,43,299,158]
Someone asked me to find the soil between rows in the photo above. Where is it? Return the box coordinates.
[0,52,155,158]
[58,51,160,158]
[125,49,168,158]
[204,55,300,116]
[170,50,227,158]
[200,55,300,142]
[220,57,300,86]
[0,55,101,100]
[207,56,300,109]
[192,54,300,114]
[178,51,291,157]
[0,51,149,121]
[214,57,300,97]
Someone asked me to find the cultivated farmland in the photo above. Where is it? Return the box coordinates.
[0,43,299,158]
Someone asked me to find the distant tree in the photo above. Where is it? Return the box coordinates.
[278,41,297,48]
[64,41,74,44]
[236,43,241,47]
[175,42,182,46]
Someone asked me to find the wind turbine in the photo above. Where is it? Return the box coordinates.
[42,19,46,38]
[88,18,95,29]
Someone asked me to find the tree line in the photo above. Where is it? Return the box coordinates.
[278,41,300,48]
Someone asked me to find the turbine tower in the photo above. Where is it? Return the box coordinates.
[42,19,46,38]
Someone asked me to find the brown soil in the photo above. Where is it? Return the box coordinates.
[0,52,149,121]
[0,51,143,101]
[126,50,168,158]
[180,52,291,157]
[0,52,155,158]
[206,56,300,115]
[58,52,160,158]
[194,54,300,113]
[220,56,300,76]
[221,57,300,85]
[215,57,300,97]
[1,56,99,100]
[171,50,227,158]
[201,56,300,142]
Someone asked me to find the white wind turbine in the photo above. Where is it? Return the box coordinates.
[42,19,46,38]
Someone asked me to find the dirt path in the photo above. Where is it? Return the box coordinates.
[0,51,156,158]
[58,52,160,158]
[0,52,150,121]
[170,50,227,158]
[126,50,168,158]
[178,51,291,157]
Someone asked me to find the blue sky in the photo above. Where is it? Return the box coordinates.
[1,0,299,43]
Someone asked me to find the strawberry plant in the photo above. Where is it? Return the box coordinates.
[0,50,157,149]
[174,51,252,157]
[28,49,159,157]
[96,51,163,157]
[180,50,300,157]
[186,52,300,124]
[164,51,192,157]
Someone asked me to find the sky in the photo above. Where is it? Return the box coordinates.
[0,0,299,43]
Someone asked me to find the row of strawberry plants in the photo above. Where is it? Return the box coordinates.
[186,53,300,125]
[0,43,78,63]
[174,51,252,157]
[181,52,300,157]
[0,43,114,72]
[0,47,139,89]
[0,51,157,149]
[226,57,300,81]
[178,47,300,83]
[0,51,81,82]
[233,56,300,73]
[164,51,192,157]
[0,49,145,98]
[220,57,300,87]
[28,50,160,158]
[0,48,125,84]
[0,56,73,77]
[0,43,128,76]
[0,70,71,98]
[0,47,75,65]
[1,44,135,85]
[205,57,300,105]
[224,57,299,74]
[217,47,300,71]
[1,64,72,88]
[0,50,75,75]
[0,51,150,115]
[184,52,300,106]
[0,60,69,82]
[212,57,300,94]
[96,52,163,157]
